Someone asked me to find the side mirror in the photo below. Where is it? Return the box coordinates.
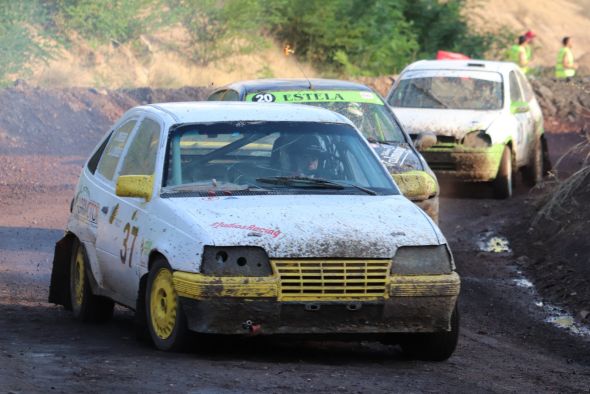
[511,101,530,114]
[392,171,438,201]
[116,175,154,202]
[414,132,437,151]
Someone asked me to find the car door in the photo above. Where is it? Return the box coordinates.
[508,70,533,166]
[84,116,140,298]
[515,69,542,141]
[95,114,163,307]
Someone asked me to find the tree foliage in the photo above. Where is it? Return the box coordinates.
[263,0,505,75]
[165,0,265,65]
[0,1,53,85]
[55,0,159,44]
[264,0,418,76]
[0,0,510,84]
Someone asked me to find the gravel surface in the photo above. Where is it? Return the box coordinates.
[0,86,589,393]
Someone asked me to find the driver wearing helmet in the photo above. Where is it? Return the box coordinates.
[291,135,325,177]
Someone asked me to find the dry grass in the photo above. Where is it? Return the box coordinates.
[27,27,317,89]
[466,0,590,71]
[532,130,590,226]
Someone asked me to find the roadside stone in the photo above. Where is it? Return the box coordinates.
[579,310,589,320]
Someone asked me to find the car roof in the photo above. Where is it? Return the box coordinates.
[401,60,515,74]
[221,78,374,94]
[138,101,352,125]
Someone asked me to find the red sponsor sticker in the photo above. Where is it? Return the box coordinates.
[211,222,281,238]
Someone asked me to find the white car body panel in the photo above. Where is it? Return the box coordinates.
[64,102,449,309]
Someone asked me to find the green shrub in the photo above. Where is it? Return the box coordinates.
[165,0,266,65]
[0,1,53,85]
[55,0,159,45]
[264,0,418,76]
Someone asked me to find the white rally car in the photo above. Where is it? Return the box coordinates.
[49,102,460,361]
[386,60,549,198]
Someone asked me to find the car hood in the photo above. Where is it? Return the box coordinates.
[393,108,502,140]
[171,194,443,258]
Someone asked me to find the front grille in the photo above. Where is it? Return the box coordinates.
[410,134,457,144]
[429,162,457,171]
[272,259,391,301]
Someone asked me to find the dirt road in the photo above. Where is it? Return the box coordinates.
[0,129,589,393]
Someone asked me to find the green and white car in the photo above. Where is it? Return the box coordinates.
[209,79,441,221]
[387,60,550,198]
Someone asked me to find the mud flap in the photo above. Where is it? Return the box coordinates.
[541,135,552,175]
[48,234,74,310]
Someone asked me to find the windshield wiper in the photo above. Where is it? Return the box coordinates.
[256,176,377,195]
[162,182,267,193]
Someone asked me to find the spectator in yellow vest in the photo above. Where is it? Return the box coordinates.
[555,36,577,79]
[510,36,529,74]
[524,30,536,63]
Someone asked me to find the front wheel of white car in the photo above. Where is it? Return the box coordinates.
[523,137,543,186]
[145,258,189,351]
[400,305,459,361]
[69,239,114,323]
[493,146,513,199]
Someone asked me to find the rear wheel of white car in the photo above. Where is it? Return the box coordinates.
[69,239,114,323]
[146,258,189,351]
[401,305,459,361]
[493,146,513,199]
[523,137,543,186]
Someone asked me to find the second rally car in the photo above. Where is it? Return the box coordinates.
[208,79,441,222]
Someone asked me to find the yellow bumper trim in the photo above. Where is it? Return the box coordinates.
[390,272,460,297]
[173,271,460,301]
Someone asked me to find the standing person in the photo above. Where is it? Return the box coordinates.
[555,36,578,79]
[510,35,529,74]
[524,30,536,64]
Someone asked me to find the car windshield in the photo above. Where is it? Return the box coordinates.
[163,121,398,196]
[389,70,504,110]
[246,90,406,143]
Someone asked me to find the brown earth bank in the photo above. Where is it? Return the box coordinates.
[509,131,590,327]
[1,84,590,392]
[0,81,210,156]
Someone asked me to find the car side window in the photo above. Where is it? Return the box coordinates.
[207,90,226,101]
[97,119,137,181]
[222,90,239,101]
[509,71,524,103]
[515,71,534,102]
[87,131,112,174]
[119,117,162,177]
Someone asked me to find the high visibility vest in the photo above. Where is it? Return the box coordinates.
[555,47,575,78]
[510,45,529,74]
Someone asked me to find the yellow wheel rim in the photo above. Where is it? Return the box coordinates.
[73,247,85,307]
[150,268,178,340]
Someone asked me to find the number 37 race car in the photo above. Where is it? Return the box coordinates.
[49,102,460,361]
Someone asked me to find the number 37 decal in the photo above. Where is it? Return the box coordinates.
[120,223,139,267]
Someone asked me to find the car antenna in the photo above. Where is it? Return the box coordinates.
[283,44,313,90]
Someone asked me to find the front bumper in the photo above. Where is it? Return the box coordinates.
[422,144,504,182]
[172,271,460,335]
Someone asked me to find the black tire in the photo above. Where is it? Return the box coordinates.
[523,137,543,186]
[69,239,114,323]
[493,146,513,199]
[145,258,189,351]
[401,305,459,361]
